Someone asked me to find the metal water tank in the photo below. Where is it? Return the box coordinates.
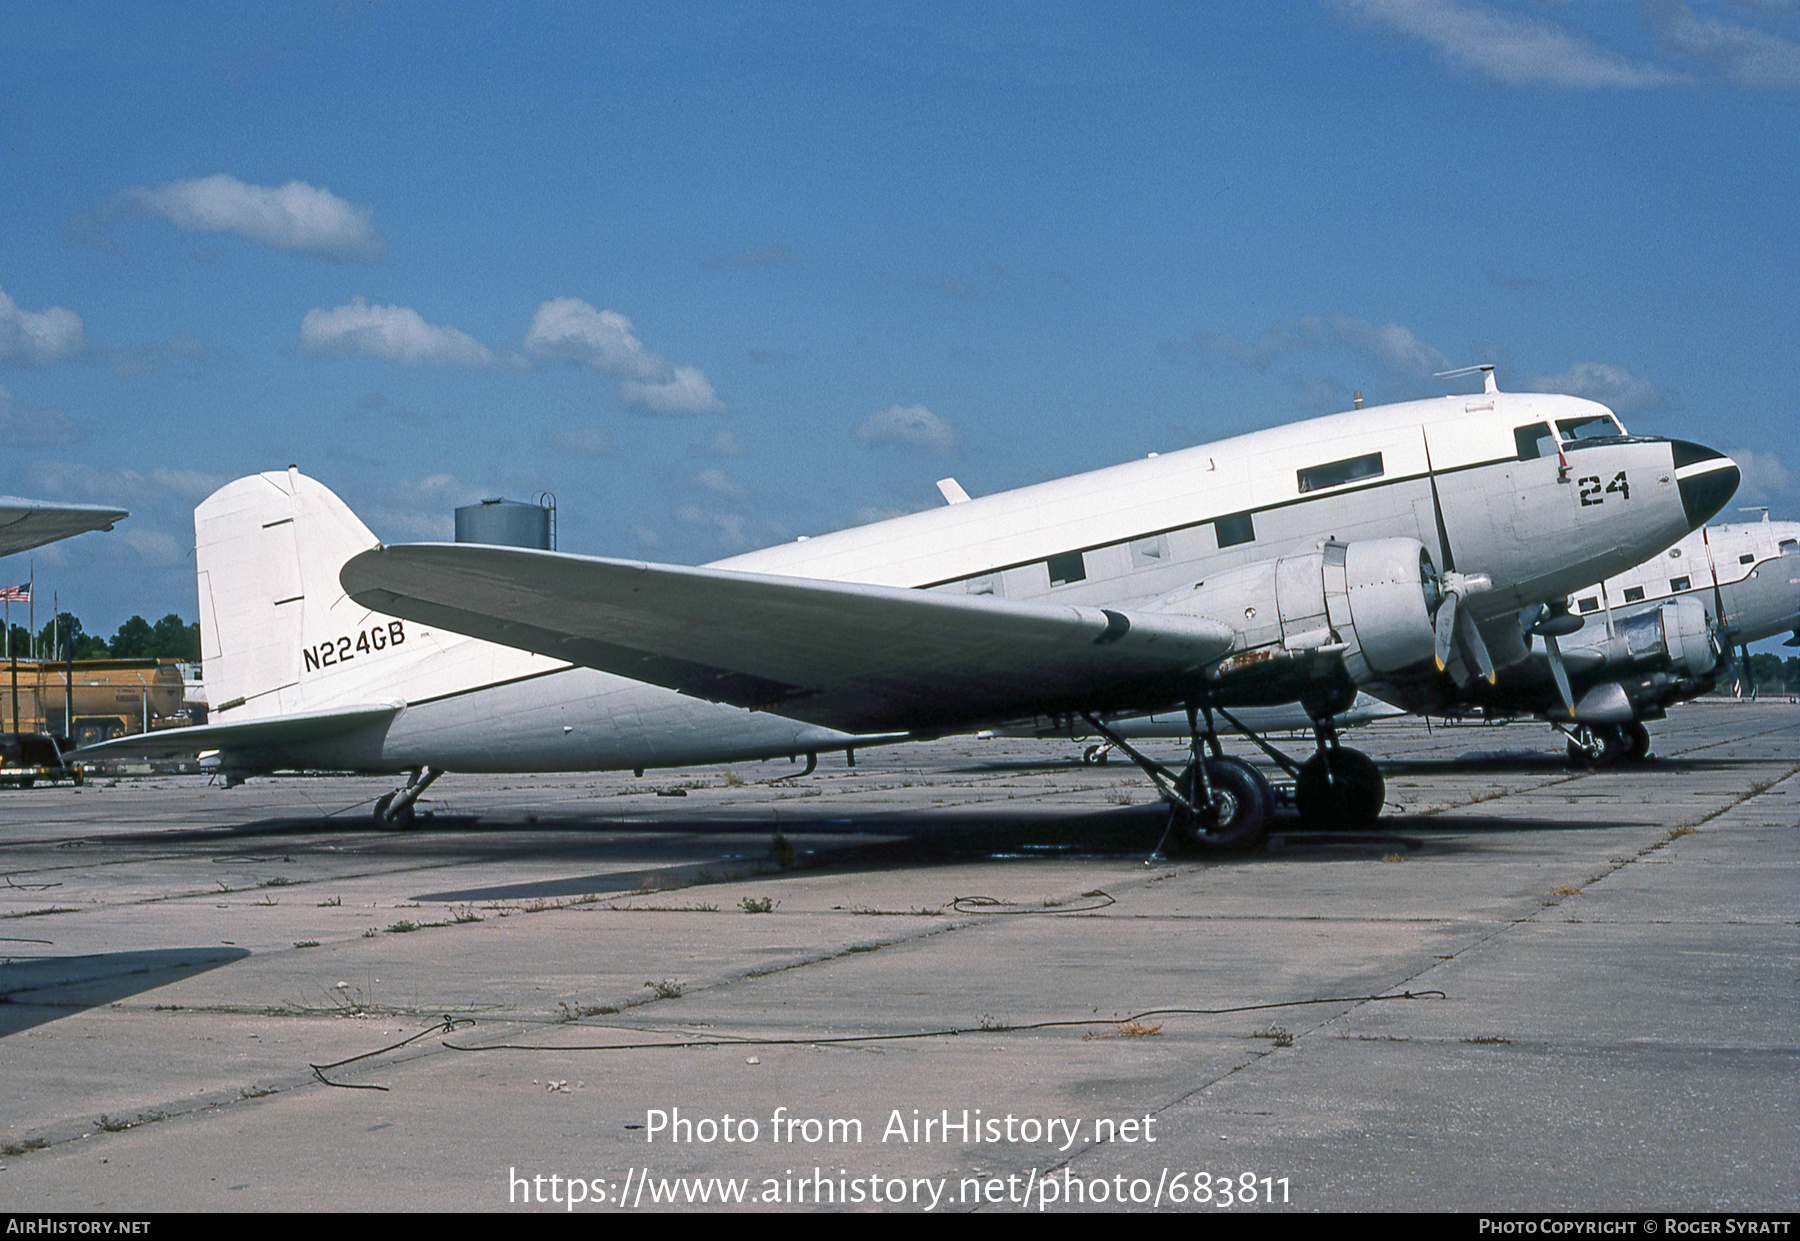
[454,498,552,550]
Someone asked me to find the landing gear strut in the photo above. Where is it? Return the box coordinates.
[1293,717,1385,830]
[1082,705,1275,854]
[374,766,441,828]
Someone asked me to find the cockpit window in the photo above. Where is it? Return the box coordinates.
[1514,423,1556,461]
[1555,415,1622,441]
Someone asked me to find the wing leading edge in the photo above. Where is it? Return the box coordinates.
[340,544,1236,735]
[0,498,129,557]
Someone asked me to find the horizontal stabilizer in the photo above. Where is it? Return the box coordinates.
[76,702,403,761]
[342,544,1237,734]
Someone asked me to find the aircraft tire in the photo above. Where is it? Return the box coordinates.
[1294,748,1385,831]
[1082,744,1110,765]
[1170,757,1270,852]
[1622,721,1652,762]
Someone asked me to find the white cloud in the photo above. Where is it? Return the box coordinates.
[1527,362,1662,412]
[1329,317,1454,377]
[618,365,727,415]
[117,527,184,566]
[1728,448,1796,509]
[23,461,226,504]
[1334,0,1687,86]
[122,174,385,260]
[301,298,497,368]
[856,404,958,455]
[525,298,727,415]
[524,299,667,381]
[1648,2,1800,87]
[356,473,485,543]
[0,288,86,365]
[1179,314,1452,378]
[675,503,750,550]
[693,467,745,497]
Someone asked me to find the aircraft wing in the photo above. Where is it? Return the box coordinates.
[341,544,1236,735]
[75,703,403,761]
[0,498,129,556]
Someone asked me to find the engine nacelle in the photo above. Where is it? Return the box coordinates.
[1557,594,1721,679]
[1144,537,1442,694]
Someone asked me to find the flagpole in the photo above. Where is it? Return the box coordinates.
[7,592,15,734]
[56,593,68,738]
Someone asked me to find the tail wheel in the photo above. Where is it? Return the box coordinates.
[373,792,415,830]
[1170,756,1271,852]
[1294,748,1385,830]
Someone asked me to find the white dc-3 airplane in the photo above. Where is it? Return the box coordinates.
[89,370,1741,849]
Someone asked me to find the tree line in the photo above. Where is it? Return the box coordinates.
[1735,653,1800,696]
[3,613,201,663]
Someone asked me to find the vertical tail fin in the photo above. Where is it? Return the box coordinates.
[197,469,417,719]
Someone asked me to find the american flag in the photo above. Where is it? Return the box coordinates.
[0,583,30,603]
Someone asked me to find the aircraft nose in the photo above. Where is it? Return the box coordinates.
[1671,441,1739,527]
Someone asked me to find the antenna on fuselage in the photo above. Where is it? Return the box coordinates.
[1433,363,1499,394]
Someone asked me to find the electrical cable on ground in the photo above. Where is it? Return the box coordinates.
[435,990,1445,1055]
[310,1015,473,1090]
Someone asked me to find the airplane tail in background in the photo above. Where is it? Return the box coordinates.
[196,468,421,720]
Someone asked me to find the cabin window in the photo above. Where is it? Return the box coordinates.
[1129,535,1170,568]
[1623,586,1645,603]
[1215,511,1255,548]
[1046,551,1086,586]
[1514,423,1556,460]
[1670,576,1690,592]
[1556,414,1622,440]
[1297,452,1384,493]
[1740,553,1755,565]
[1578,596,1600,613]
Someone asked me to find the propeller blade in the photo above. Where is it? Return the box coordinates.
[1434,589,1459,674]
[1544,633,1575,717]
[1457,602,1496,684]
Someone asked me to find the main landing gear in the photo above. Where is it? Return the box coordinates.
[1081,702,1387,854]
[373,766,441,828]
[1562,721,1652,768]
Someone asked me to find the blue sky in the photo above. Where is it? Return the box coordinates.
[2,1,1797,647]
